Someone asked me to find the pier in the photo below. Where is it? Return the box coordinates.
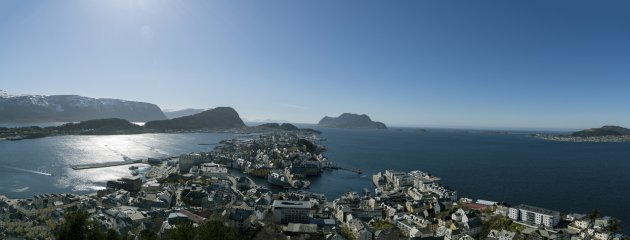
[325,164,363,174]
[71,159,142,170]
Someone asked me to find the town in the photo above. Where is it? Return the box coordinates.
[0,130,626,239]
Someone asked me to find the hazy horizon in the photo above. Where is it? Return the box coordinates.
[2,1,629,129]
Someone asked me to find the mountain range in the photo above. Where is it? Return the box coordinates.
[0,90,166,122]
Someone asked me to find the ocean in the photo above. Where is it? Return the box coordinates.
[307,127,630,233]
[0,126,629,232]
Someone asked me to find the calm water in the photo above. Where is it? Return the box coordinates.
[306,127,630,233]
[1,127,629,232]
[0,133,237,198]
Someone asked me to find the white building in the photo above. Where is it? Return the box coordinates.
[179,153,204,173]
[421,182,458,201]
[574,218,591,230]
[272,200,311,224]
[32,193,63,209]
[508,204,560,228]
[594,231,611,240]
[200,163,228,178]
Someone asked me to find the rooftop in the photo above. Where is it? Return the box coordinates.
[272,200,311,209]
[515,204,559,216]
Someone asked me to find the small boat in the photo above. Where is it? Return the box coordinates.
[129,166,139,170]
[6,136,24,141]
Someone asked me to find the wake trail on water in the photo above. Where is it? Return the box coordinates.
[103,144,130,160]
[128,140,171,157]
[0,164,53,176]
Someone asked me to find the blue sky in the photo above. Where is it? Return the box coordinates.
[1,0,629,129]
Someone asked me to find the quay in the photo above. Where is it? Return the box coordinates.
[71,159,142,170]
[325,164,362,174]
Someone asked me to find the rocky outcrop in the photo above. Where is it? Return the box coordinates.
[318,113,387,129]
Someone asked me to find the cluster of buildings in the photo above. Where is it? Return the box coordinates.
[211,133,329,189]
[328,169,626,240]
[0,131,628,239]
[534,134,630,143]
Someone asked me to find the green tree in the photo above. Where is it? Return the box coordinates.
[139,230,158,240]
[608,219,623,233]
[164,220,242,240]
[106,229,123,240]
[197,221,241,240]
[588,209,601,220]
[56,211,120,240]
[164,222,196,240]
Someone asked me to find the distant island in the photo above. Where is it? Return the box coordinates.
[0,107,319,140]
[0,90,166,122]
[534,125,630,142]
[318,113,387,129]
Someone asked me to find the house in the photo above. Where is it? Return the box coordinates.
[520,227,559,240]
[487,229,517,240]
[226,209,253,232]
[593,231,610,240]
[347,218,374,240]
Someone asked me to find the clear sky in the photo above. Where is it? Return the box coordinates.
[1,0,629,129]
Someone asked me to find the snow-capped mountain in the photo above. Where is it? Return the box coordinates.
[0,90,167,122]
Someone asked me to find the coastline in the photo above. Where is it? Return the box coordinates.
[533,134,630,143]
[1,130,629,237]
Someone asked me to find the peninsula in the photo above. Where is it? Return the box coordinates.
[318,113,387,129]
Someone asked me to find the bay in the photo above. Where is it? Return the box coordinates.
[1,126,629,232]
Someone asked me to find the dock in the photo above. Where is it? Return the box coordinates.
[71,159,142,170]
[325,164,363,174]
